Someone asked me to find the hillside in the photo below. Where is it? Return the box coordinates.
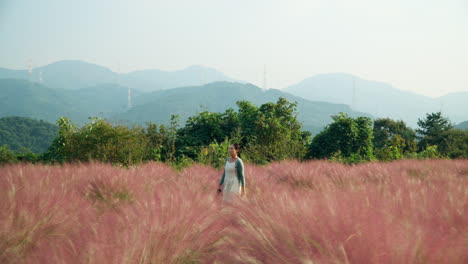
[0,79,81,122]
[4,61,466,128]
[120,65,239,91]
[114,82,371,134]
[64,83,145,117]
[0,79,370,133]
[456,121,468,130]
[0,60,237,91]
[435,92,468,125]
[0,116,58,153]
[284,73,467,126]
[0,79,143,124]
[3,61,466,127]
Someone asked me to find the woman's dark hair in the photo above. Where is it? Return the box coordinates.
[232,143,241,158]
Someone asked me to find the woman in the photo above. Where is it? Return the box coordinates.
[217,144,246,202]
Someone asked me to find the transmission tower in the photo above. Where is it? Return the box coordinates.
[351,77,357,110]
[27,59,33,81]
[128,87,132,109]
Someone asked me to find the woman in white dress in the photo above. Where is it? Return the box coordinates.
[217,144,246,202]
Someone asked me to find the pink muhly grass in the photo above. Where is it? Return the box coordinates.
[0,163,93,263]
[221,160,467,263]
[0,160,466,263]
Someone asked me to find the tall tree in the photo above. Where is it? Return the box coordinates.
[176,98,308,163]
[176,109,239,159]
[247,98,308,162]
[307,113,374,161]
[437,129,468,158]
[373,118,417,157]
[416,112,453,149]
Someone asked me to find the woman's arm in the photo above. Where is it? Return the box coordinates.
[219,159,227,188]
[218,159,227,192]
[236,159,246,196]
[219,170,225,186]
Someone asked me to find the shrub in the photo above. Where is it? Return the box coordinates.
[418,145,445,159]
[0,145,17,164]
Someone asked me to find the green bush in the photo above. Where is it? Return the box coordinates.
[197,138,231,168]
[16,147,40,163]
[417,145,445,159]
[46,117,149,166]
[308,113,374,161]
[0,145,17,165]
[375,146,402,161]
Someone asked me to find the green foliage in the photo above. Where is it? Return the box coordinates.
[176,110,237,159]
[177,98,308,164]
[373,118,417,160]
[46,117,148,166]
[43,117,78,162]
[238,98,309,163]
[16,147,40,163]
[0,116,58,153]
[143,122,166,161]
[167,114,180,162]
[375,146,402,161]
[197,138,231,168]
[416,112,453,150]
[307,113,374,161]
[170,155,195,171]
[437,129,468,158]
[10,98,465,167]
[115,82,367,136]
[143,117,179,163]
[373,118,417,152]
[0,145,17,165]
[236,100,260,145]
[417,145,444,159]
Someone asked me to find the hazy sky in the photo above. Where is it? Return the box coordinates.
[1,0,467,97]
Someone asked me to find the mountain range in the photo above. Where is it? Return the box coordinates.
[1,60,467,131]
[285,73,468,127]
[0,78,367,134]
[114,82,370,133]
[0,79,143,123]
[0,60,237,91]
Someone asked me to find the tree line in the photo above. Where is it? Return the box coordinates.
[0,116,58,153]
[1,98,467,166]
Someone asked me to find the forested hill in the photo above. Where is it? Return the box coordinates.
[3,61,466,129]
[456,121,468,130]
[0,78,80,122]
[114,82,371,134]
[0,79,371,134]
[0,116,58,153]
[0,79,142,124]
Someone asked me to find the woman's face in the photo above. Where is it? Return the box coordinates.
[228,145,237,157]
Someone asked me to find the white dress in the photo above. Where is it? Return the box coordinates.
[223,160,241,202]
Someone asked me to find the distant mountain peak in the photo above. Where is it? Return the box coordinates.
[182,64,211,70]
[37,60,112,71]
[312,72,357,79]
[179,65,227,75]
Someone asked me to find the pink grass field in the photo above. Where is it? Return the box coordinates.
[1,160,467,263]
